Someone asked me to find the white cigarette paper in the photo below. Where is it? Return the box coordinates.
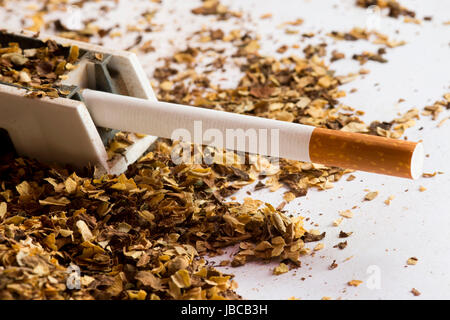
[81,89,314,162]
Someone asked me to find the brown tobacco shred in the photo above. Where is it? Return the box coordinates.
[191,0,240,20]
[328,28,406,48]
[364,191,379,201]
[330,50,345,62]
[0,38,79,97]
[411,288,421,296]
[328,260,338,270]
[407,257,418,265]
[303,231,326,243]
[348,279,363,287]
[352,49,387,65]
[333,241,348,250]
[339,231,353,238]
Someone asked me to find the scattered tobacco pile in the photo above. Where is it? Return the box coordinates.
[0,37,79,97]
[0,0,448,300]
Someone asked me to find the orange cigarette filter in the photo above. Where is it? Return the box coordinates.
[309,128,424,179]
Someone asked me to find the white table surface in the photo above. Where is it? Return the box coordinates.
[1,0,450,300]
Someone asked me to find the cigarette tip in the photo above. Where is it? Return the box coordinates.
[410,142,424,180]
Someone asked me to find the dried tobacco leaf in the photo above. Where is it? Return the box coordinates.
[303,231,326,243]
[364,191,379,201]
[0,37,79,97]
[411,288,421,296]
[0,0,446,301]
[333,241,347,250]
[356,0,416,19]
[329,260,338,270]
[0,202,6,220]
[339,231,353,238]
[339,210,354,218]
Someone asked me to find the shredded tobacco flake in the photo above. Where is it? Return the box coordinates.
[333,217,344,227]
[355,0,416,19]
[333,241,347,250]
[339,231,353,238]
[273,263,289,275]
[384,195,395,205]
[329,260,338,270]
[353,48,388,65]
[339,210,354,218]
[364,191,379,201]
[0,153,310,299]
[347,280,363,287]
[313,243,324,251]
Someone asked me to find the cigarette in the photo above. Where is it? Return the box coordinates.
[82,89,424,179]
